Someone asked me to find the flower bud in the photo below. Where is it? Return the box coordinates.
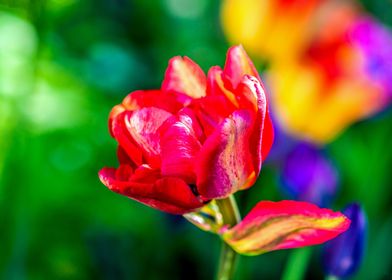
[323,203,367,278]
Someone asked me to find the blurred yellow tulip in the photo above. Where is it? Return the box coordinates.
[221,0,391,144]
[268,62,384,143]
[221,0,325,62]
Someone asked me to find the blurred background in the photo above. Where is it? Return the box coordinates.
[0,0,391,279]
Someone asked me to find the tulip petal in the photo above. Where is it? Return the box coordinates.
[111,111,143,166]
[191,95,235,137]
[99,166,204,215]
[162,56,207,99]
[224,45,261,89]
[160,109,203,184]
[235,75,262,111]
[108,90,181,138]
[122,90,184,113]
[222,200,351,256]
[125,108,172,166]
[110,107,173,167]
[236,76,273,175]
[117,145,135,166]
[261,111,274,160]
[109,104,127,138]
[207,66,240,108]
[196,109,256,200]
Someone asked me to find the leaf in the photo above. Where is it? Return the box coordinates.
[183,200,224,233]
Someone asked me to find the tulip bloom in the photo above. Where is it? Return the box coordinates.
[281,142,338,207]
[350,17,392,98]
[269,11,392,143]
[99,46,274,214]
[221,0,392,143]
[99,47,350,259]
[323,203,367,278]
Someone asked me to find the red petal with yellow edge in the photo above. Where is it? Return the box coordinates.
[224,45,261,89]
[222,200,351,256]
[162,56,207,99]
[99,166,204,215]
[207,66,239,109]
[195,109,256,200]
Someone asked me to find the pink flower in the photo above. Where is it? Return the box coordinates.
[99,46,274,214]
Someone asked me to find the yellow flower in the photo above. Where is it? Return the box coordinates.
[221,0,322,62]
[221,0,391,143]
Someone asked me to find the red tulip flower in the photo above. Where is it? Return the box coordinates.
[99,46,274,214]
[99,48,350,276]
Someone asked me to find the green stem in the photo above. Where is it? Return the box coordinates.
[325,276,339,280]
[215,196,241,280]
[281,247,312,280]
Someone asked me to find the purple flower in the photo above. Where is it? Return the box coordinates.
[350,17,392,98]
[265,115,297,164]
[323,203,367,278]
[280,142,338,207]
